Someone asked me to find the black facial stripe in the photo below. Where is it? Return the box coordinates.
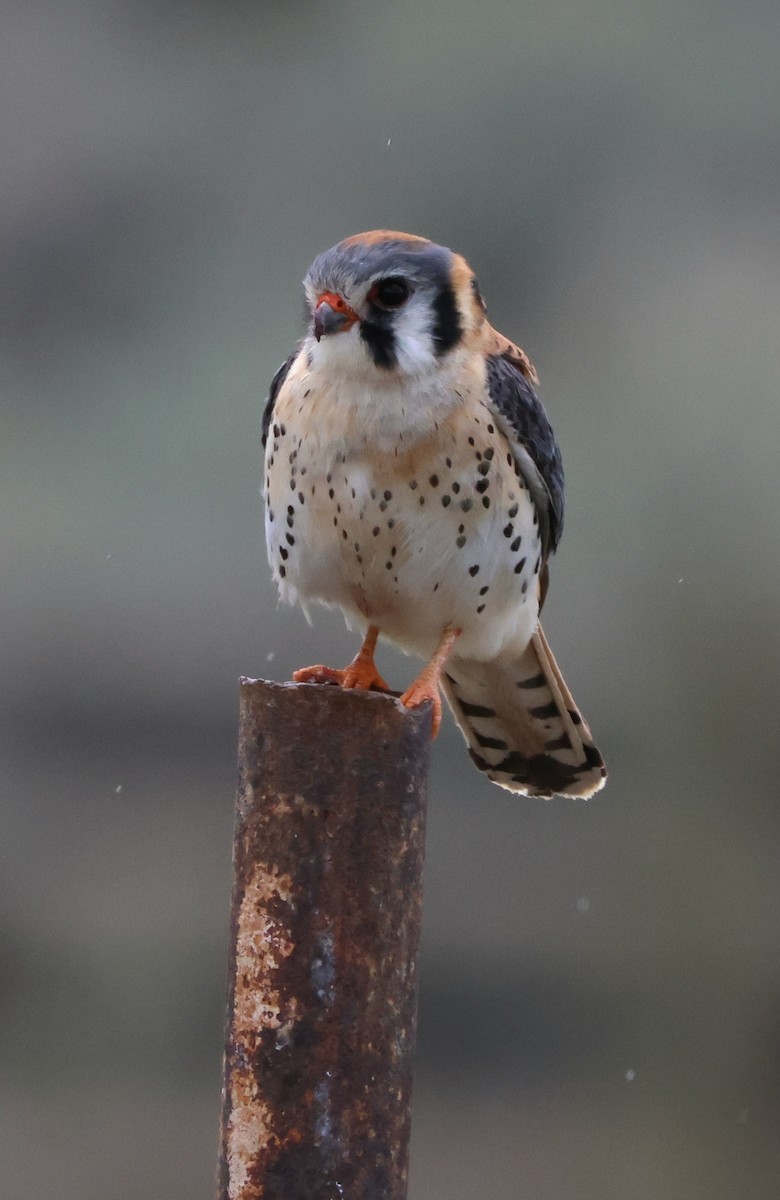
[431,279,461,356]
[360,321,396,369]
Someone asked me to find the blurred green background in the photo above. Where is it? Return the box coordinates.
[2,2,779,1197]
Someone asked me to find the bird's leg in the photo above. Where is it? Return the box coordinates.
[400,627,461,739]
[292,625,390,692]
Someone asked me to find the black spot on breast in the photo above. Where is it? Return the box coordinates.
[511,536,523,552]
[456,535,466,548]
[469,564,480,577]
[508,504,519,519]
[460,498,473,512]
[482,497,490,508]
[475,478,490,494]
[441,495,451,507]
[479,585,489,596]
[514,557,527,574]
[503,523,513,538]
[429,474,439,487]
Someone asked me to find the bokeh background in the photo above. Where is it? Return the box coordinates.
[2,2,780,1197]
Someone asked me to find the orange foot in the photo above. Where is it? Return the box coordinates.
[400,676,443,738]
[293,626,390,693]
[400,627,461,739]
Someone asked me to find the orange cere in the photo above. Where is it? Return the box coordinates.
[316,291,359,326]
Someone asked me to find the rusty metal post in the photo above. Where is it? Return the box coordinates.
[217,678,432,1200]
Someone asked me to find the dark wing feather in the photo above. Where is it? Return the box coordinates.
[261,354,297,448]
[485,351,564,557]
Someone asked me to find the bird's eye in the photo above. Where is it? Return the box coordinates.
[368,277,411,310]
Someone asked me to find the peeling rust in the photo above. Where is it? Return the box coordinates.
[217,679,432,1200]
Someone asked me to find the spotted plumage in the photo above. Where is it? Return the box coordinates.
[262,231,606,798]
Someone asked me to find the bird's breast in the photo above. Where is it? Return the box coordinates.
[264,361,542,660]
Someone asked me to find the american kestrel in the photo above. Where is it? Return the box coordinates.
[262,231,606,798]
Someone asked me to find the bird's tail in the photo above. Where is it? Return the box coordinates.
[441,623,606,798]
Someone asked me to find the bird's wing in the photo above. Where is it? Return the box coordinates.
[482,326,564,562]
[261,354,297,448]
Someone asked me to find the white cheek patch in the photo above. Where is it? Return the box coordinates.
[391,297,438,376]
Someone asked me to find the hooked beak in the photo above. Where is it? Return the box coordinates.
[313,291,359,341]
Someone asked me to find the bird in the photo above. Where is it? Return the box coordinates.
[262,230,606,798]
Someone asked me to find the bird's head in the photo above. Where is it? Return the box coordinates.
[302,230,487,379]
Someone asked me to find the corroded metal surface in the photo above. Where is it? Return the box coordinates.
[217,679,432,1200]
